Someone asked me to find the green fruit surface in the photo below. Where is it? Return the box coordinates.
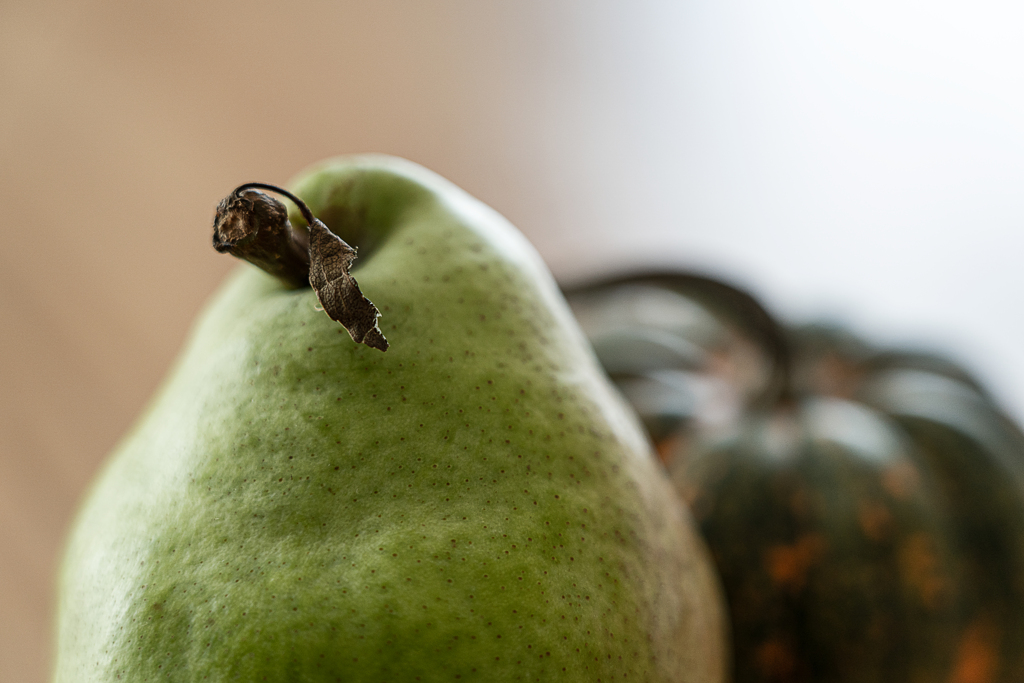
[54,156,726,683]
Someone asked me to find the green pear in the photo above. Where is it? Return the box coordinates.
[54,156,726,682]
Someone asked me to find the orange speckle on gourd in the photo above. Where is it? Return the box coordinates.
[898,533,947,610]
[755,638,797,679]
[949,616,1000,683]
[765,534,826,594]
[857,500,893,542]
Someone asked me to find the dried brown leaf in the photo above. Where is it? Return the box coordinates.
[308,219,388,351]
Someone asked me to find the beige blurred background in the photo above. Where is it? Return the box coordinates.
[5,1,1024,681]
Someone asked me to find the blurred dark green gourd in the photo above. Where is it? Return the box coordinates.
[565,272,1024,683]
[793,324,1024,682]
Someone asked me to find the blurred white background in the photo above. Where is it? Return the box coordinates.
[544,1,1024,420]
[3,1,1024,680]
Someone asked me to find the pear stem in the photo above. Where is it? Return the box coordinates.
[212,182,389,351]
[212,183,312,288]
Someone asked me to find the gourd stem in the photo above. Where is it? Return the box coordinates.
[653,271,794,408]
[576,270,794,409]
[694,274,791,406]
